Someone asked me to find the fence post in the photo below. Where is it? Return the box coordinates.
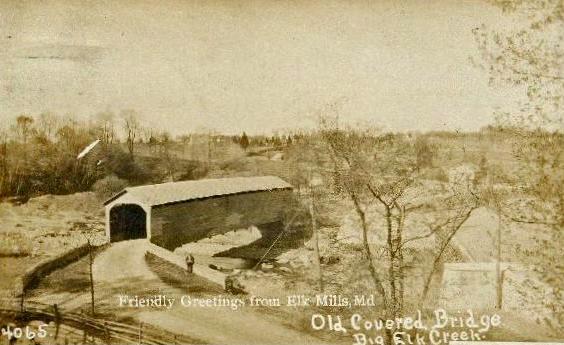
[138,321,143,345]
[82,327,87,345]
[53,303,61,340]
[19,290,25,314]
[104,321,111,343]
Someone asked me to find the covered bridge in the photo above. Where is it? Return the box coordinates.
[104,176,293,250]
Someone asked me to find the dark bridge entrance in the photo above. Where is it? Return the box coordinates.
[109,204,147,242]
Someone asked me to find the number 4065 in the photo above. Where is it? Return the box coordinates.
[1,325,48,339]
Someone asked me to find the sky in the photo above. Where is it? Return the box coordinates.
[0,0,524,135]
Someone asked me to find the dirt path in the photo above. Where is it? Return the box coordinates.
[31,240,340,345]
[93,239,157,281]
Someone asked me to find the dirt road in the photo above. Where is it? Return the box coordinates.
[33,240,342,345]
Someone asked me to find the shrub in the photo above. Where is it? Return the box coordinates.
[177,160,209,181]
[104,147,152,183]
[92,174,128,200]
[0,232,31,257]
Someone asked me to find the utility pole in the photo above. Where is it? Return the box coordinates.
[87,238,95,316]
[484,166,504,310]
[336,113,340,131]
[495,204,503,310]
[308,172,324,292]
[489,167,503,310]
[207,130,212,164]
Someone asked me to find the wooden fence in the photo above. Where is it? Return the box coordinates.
[0,298,200,345]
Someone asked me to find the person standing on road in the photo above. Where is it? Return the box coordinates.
[185,253,195,274]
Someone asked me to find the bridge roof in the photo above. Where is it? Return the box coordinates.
[104,176,292,207]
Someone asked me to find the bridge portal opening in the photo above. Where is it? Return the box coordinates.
[109,204,147,242]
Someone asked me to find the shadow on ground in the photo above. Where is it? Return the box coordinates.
[214,224,310,260]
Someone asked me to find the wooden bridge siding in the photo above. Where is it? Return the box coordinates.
[149,189,291,250]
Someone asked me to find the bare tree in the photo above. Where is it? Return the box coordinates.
[239,132,250,151]
[319,117,479,337]
[473,0,562,225]
[158,131,175,180]
[56,120,83,154]
[94,111,116,146]
[121,110,140,159]
[0,129,8,196]
[416,189,479,306]
[473,0,563,294]
[15,115,34,146]
[178,134,191,156]
[287,135,327,292]
[158,131,172,155]
[473,0,563,130]
[38,112,59,142]
[141,127,158,154]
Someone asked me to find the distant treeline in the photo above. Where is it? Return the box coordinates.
[0,111,301,200]
[0,112,152,200]
[1,111,560,203]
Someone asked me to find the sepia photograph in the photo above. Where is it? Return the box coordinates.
[0,0,562,344]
